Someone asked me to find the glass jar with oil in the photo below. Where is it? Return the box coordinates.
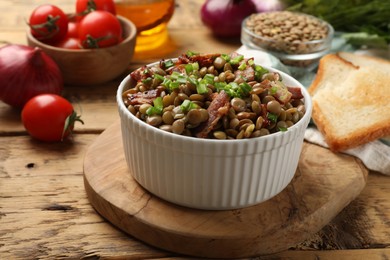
[114,0,175,55]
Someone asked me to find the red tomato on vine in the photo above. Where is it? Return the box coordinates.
[79,10,122,48]
[76,0,116,17]
[29,4,69,44]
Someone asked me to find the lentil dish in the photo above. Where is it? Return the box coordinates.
[121,52,306,139]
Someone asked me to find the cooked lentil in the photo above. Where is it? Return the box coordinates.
[122,52,306,139]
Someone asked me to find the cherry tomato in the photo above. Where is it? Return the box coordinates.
[67,20,80,38]
[29,4,68,44]
[79,11,122,48]
[54,37,81,49]
[21,94,83,142]
[76,0,116,17]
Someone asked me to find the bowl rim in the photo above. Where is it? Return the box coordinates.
[26,15,137,53]
[117,60,313,145]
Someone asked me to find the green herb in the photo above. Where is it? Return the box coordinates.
[196,82,208,94]
[230,55,244,65]
[215,81,252,98]
[238,62,247,71]
[146,97,163,116]
[254,65,268,81]
[180,99,198,113]
[163,59,174,68]
[203,74,215,84]
[185,63,194,74]
[284,0,390,47]
[186,50,199,57]
[142,77,152,85]
[279,126,288,132]
[153,73,165,82]
[221,54,230,62]
[267,113,278,123]
[187,76,198,86]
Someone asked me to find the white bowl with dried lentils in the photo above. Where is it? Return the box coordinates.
[241,11,334,69]
[117,52,312,210]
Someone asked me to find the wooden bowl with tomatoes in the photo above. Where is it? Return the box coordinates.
[26,13,137,86]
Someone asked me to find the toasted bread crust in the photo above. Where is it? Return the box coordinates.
[309,52,390,152]
[308,54,358,96]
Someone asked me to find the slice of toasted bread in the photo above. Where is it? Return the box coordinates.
[308,52,390,152]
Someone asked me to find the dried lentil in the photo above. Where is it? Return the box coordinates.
[243,11,332,67]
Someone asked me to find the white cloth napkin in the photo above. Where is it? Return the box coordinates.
[305,128,390,175]
[236,45,390,175]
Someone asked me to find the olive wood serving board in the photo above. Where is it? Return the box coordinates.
[83,120,368,259]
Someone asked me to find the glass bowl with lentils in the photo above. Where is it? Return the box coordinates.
[117,52,312,210]
[241,11,334,70]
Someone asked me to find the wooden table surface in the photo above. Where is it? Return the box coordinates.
[1,1,390,259]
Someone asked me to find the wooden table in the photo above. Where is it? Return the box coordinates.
[1,1,390,259]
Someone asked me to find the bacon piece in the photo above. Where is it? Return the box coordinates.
[234,65,255,81]
[166,64,187,75]
[125,88,163,106]
[287,86,304,100]
[178,53,221,68]
[229,52,242,59]
[196,91,230,138]
[130,66,153,82]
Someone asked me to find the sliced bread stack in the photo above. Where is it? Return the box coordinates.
[308,52,390,152]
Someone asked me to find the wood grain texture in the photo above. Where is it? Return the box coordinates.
[2,0,390,259]
[83,121,368,258]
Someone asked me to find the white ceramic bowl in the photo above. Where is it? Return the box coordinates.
[117,63,312,210]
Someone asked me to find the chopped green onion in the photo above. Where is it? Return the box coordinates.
[153,97,163,110]
[267,113,278,123]
[142,77,152,85]
[197,82,208,94]
[185,64,193,74]
[238,62,247,71]
[221,54,230,62]
[192,62,199,71]
[230,55,244,65]
[153,73,165,82]
[254,65,268,80]
[203,74,215,84]
[161,78,171,87]
[248,59,254,66]
[146,97,163,116]
[169,81,180,90]
[270,86,278,95]
[229,82,239,90]
[187,76,198,86]
[177,75,187,84]
[163,59,174,68]
[180,99,198,113]
[238,82,252,97]
[215,81,227,91]
[170,71,181,80]
[279,126,288,132]
[186,50,199,57]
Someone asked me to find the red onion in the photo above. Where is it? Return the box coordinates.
[0,44,63,108]
[200,0,257,37]
[251,0,284,13]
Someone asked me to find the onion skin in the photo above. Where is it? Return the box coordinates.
[251,0,284,13]
[200,0,257,37]
[0,44,63,108]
